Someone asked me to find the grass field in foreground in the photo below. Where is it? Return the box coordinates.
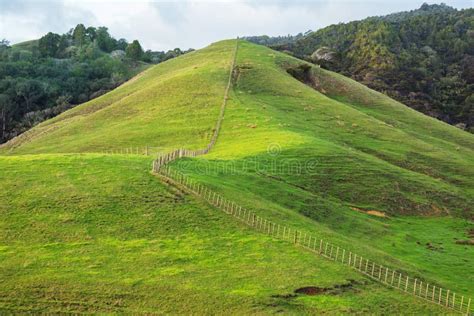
[0,154,445,314]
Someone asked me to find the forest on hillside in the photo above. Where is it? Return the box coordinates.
[246,4,474,132]
[0,24,193,143]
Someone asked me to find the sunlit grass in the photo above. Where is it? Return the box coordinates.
[0,154,444,313]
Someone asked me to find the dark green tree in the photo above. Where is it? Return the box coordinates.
[126,40,144,60]
[86,26,97,41]
[73,24,87,46]
[38,32,61,57]
[15,80,44,111]
[116,38,128,50]
[96,27,115,52]
[57,35,70,58]
[0,39,10,61]
[0,93,13,140]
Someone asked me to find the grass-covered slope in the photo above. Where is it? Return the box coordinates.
[167,41,474,296]
[1,39,472,311]
[0,155,443,313]
[0,40,236,154]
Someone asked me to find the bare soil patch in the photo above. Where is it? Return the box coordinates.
[294,286,329,296]
[455,239,474,246]
[351,207,387,218]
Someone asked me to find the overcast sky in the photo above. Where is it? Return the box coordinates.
[0,0,472,51]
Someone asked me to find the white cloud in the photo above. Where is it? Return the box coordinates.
[0,0,472,51]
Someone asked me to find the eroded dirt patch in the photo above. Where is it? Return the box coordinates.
[294,286,329,296]
[468,228,474,238]
[366,210,386,217]
[455,239,474,245]
[289,280,360,298]
[351,207,387,218]
[454,228,474,246]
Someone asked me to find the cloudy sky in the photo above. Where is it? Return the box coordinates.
[0,0,472,51]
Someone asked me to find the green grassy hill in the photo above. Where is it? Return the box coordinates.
[0,154,443,313]
[11,39,39,51]
[1,39,472,313]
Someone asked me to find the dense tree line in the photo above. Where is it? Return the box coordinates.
[249,4,474,132]
[241,31,310,46]
[0,24,193,143]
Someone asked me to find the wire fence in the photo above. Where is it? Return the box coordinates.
[148,40,471,314]
[158,166,472,315]
[152,41,238,173]
[102,146,164,157]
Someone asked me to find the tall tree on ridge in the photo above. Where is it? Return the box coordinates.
[126,40,144,60]
[73,24,87,47]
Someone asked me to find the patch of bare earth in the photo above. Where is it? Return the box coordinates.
[454,228,474,246]
[351,207,387,218]
[294,286,329,295]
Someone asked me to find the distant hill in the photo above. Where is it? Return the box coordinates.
[0,24,192,144]
[246,3,474,132]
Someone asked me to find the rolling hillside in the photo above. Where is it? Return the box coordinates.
[270,4,474,131]
[1,40,472,313]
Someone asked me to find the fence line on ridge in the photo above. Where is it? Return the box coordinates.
[147,40,471,315]
[151,41,238,172]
